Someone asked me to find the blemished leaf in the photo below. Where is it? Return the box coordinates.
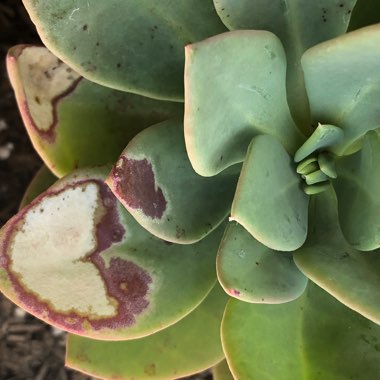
[7,45,182,177]
[334,131,380,251]
[107,119,239,244]
[217,222,307,303]
[302,24,380,155]
[0,167,224,340]
[66,285,228,380]
[23,0,226,100]
[222,283,380,380]
[231,134,309,251]
[213,0,357,133]
[184,30,304,177]
[294,188,380,325]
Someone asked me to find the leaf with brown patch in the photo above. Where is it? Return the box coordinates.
[0,167,224,340]
[107,119,239,244]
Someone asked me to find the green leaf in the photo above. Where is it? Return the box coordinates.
[296,157,318,175]
[19,165,57,210]
[7,45,182,177]
[231,135,309,251]
[184,30,304,176]
[294,188,380,324]
[217,222,307,303]
[23,0,226,100]
[302,24,380,155]
[0,167,224,340]
[294,124,344,162]
[213,360,234,380]
[66,284,227,380]
[213,0,357,133]
[222,283,380,380]
[333,131,380,251]
[107,119,239,244]
[303,181,331,195]
[318,153,337,179]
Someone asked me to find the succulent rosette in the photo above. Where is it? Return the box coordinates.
[1,1,380,379]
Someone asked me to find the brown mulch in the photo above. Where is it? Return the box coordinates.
[0,2,212,379]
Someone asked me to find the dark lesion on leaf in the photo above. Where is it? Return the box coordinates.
[1,180,152,335]
[111,157,167,219]
[88,182,153,330]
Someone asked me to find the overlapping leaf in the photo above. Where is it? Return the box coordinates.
[333,131,380,251]
[294,188,380,324]
[0,167,224,340]
[23,0,227,100]
[213,0,357,132]
[185,30,304,177]
[66,285,227,379]
[7,45,182,177]
[213,360,234,380]
[107,119,239,244]
[302,24,380,154]
[19,165,56,209]
[217,222,307,303]
[231,134,309,251]
[222,283,380,380]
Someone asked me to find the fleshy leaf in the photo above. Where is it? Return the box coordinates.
[107,119,239,244]
[0,167,224,340]
[23,0,226,100]
[222,283,380,380]
[213,360,234,380]
[217,222,307,303]
[294,188,380,324]
[7,45,182,177]
[19,165,56,209]
[213,0,357,132]
[66,285,227,379]
[231,135,309,251]
[184,30,304,176]
[296,157,318,175]
[302,24,380,154]
[318,153,337,179]
[333,131,380,251]
[294,124,344,162]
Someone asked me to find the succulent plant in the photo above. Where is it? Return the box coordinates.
[1,0,380,379]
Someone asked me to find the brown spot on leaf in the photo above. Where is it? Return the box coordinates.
[111,157,167,219]
[0,179,152,336]
[87,183,152,330]
[9,46,83,143]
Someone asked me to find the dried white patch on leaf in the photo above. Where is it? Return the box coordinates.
[9,183,117,317]
[15,46,80,131]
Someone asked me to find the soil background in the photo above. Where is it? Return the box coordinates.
[0,2,211,379]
